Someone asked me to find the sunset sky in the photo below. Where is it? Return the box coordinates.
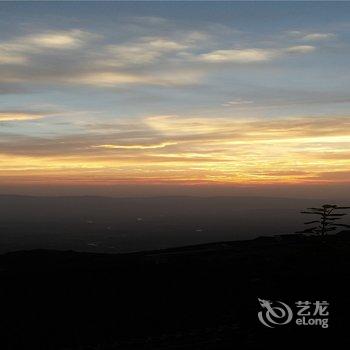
[0,2,349,197]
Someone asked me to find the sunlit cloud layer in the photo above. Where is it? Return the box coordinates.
[196,45,315,63]
[0,112,44,121]
[301,33,335,41]
[0,2,349,193]
[0,30,94,65]
[0,24,318,89]
[1,114,349,185]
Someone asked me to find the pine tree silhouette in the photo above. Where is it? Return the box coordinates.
[297,204,350,236]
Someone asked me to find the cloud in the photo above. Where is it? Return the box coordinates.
[0,84,27,94]
[0,29,96,66]
[286,30,303,37]
[286,31,335,41]
[101,36,189,67]
[284,45,316,54]
[0,112,45,122]
[0,14,347,187]
[0,24,319,94]
[197,48,275,63]
[147,38,188,51]
[146,115,350,141]
[0,53,27,65]
[315,170,350,181]
[196,45,315,63]
[64,70,203,87]
[222,98,254,107]
[301,33,336,41]
[0,29,203,88]
[0,114,349,184]
[92,142,177,150]
[25,30,92,49]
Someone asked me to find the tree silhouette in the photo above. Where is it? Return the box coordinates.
[297,204,350,236]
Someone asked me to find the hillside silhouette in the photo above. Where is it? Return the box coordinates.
[1,233,350,349]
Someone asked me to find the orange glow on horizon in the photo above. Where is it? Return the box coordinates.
[1,115,349,187]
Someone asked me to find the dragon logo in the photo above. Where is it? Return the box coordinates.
[258,298,293,328]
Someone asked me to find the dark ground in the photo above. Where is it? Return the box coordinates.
[1,233,350,349]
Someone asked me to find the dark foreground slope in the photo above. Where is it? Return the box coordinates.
[1,233,350,349]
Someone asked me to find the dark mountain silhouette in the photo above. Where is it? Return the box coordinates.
[1,233,350,349]
[1,195,349,348]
